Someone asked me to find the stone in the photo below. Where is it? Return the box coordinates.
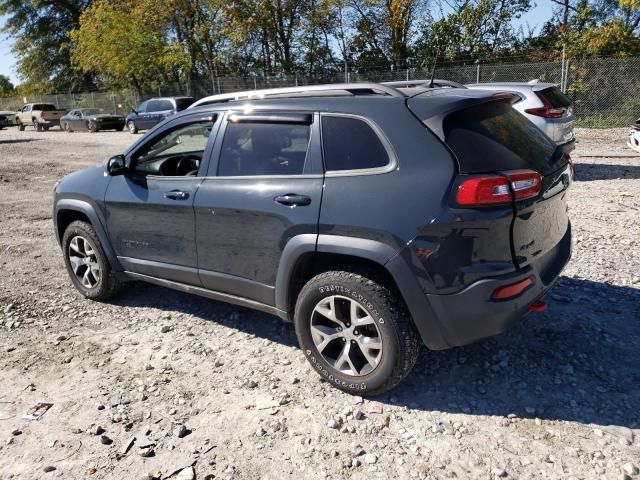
[160,325,172,333]
[101,435,113,445]
[110,391,122,407]
[354,409,365,420]
[492,468,507,477]
[327,419,340,429]
[139,447,155,457]
[93,425,105,435]
[368,404,383,414]
[120,436,136,455]
[43,466,56,473]
[11,429,21,436]
[364,453,378,464]
[175,425,191,438]
[622,463,638,476]
[176,467,195,480]
[256,426,266,437]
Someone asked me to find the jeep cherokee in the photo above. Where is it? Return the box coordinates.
[53,82,572,395]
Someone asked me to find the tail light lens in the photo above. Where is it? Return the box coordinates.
[456,170,542,207]
[525,92,566,118]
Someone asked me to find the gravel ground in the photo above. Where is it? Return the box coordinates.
[0,126,639,480]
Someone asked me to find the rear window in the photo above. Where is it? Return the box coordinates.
[538,87,571,108]
[148,100,174,112]
[443,100,559,174]
[175,98,195,111]
[34,104,56,111]
[321,116,390,171]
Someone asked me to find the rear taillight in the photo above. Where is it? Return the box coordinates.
[491,277,533,300]
[525,92,566,118]
[456,170,542,207]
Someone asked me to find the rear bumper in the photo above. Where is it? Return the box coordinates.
[389,222,572,350]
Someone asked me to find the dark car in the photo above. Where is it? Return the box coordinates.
[60,108,126,133]
[125,96,195,134]
[53,82,572,395]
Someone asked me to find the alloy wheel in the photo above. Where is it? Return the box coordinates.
[310,295,383,376]
[68,235,101,289]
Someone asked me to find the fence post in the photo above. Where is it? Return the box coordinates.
[112,94,117,115]
[91,92,95,108]
[476,60,481,83]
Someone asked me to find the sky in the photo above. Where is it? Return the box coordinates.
[0,1,553,86]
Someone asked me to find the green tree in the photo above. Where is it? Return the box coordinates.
[0,0,93,92]
[0,74,14,95]
[70,0,188,93]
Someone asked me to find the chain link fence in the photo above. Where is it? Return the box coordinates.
[2,56,639,128]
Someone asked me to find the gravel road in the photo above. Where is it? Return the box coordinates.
[1,127,639,480]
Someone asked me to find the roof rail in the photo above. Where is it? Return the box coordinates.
[381,79,467,89]
[188,83,404,109]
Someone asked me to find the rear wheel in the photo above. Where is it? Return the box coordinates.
[33,119,43,132]
[87,121,98,132]
[62,221,121,301]
[294,270,420,396]
[127,120,138,134]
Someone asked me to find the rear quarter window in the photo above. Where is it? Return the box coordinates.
[443,100,559,174]
[175,98,195,111]
[538,87,571,108]
[321,116,390,172]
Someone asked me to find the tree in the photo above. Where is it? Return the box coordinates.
[70,0,188,93]
[415,0,532,64]
[0,74,14,95]
[0,0,93,91]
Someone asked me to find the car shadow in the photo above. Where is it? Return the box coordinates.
[386,276,640,429]
[110,276,640,428]
[0,138,40,144]
[575,162,640,181]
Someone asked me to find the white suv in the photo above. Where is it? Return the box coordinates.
[467,81,575,150]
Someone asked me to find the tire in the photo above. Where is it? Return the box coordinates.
[294,270,420,396]
[62,220,121,301]
[127,120,138,134]
[63,121,73,133]
[17,119,25,131]
[33,119,42,132]
[87,121,97,132]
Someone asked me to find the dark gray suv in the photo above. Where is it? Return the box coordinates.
[53,82,573,395]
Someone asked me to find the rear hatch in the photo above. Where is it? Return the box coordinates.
[409,91,571,277]
[529,85,574,144]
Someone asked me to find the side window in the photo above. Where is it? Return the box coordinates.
[158,100,174,111]
[136,101,148,113]
[131,120,215,177]
[146,100,161,112]
[217,122,310,176]
[321,116,390,172]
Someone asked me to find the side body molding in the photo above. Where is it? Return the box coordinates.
[54,198,123,271]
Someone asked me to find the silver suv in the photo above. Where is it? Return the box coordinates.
[467,81,575,150]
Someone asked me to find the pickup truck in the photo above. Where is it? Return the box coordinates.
[16,103,67,131]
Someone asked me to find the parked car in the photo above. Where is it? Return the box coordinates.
[60,108,125,133]
[0,110,17,129]
[466,81,575,150]
[53,82,572,395]
[125,97,195,134]
[16,103,67,131]
[628,117,640,153]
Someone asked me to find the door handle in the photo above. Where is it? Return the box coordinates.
[164,190,190,200]
[274,194,311,207]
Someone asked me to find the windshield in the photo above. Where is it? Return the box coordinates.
[81,109,103,116]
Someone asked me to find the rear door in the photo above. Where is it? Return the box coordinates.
[441,99,571,274]
[193,111,323,306]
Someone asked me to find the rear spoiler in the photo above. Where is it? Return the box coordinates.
[408,91,519,141]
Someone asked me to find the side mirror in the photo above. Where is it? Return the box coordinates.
[132,109,138,114]
[107,155,128,176]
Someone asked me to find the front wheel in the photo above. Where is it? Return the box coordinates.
[33,119,43,132]
[127,120,138,134]
[294,270,420,396]
[62,221,121,301]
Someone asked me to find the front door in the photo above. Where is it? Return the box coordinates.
[194,112,323,305]
[105,116,218,285]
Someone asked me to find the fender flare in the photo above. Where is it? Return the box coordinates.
[274,234,448,349]
[54,198,123,271]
